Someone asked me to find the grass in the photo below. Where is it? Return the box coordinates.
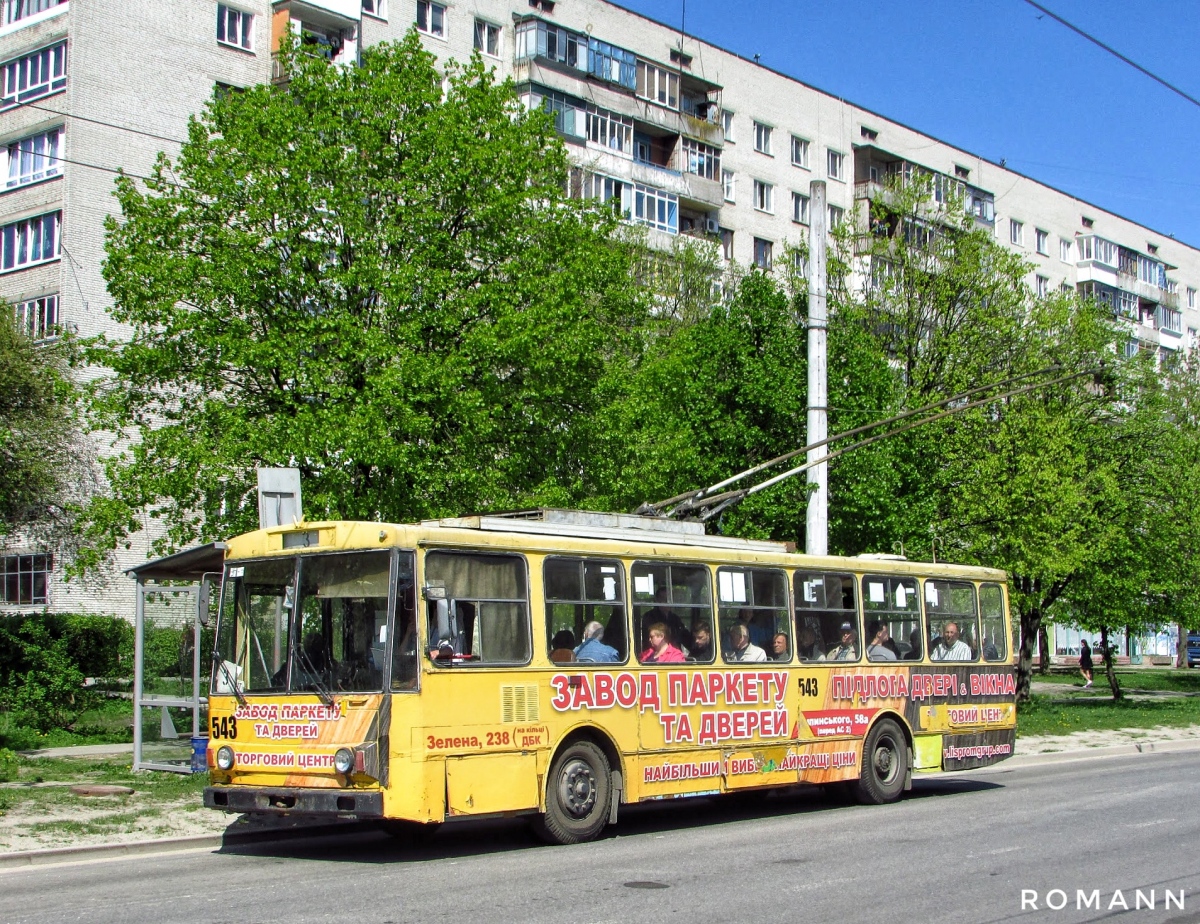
[1031,668,1200,694]
[1017,693,1200,737]
[0,698,199,751]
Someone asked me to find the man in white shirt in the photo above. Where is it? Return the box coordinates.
[931,621,973,661]
[726,623,767,662]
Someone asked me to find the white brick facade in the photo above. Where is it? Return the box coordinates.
[3,0,1197,615]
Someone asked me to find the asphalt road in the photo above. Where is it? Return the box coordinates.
[3,752,1199,924]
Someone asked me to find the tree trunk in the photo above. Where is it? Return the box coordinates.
[1016,606,1041,705]
[1100,625,1121,701]
[1178,622,1188,670]
[1037,625,1050,675]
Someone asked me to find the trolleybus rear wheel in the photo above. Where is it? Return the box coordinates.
[854,718,908,805]
[536,740,612,845]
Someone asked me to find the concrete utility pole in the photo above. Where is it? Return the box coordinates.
[806,180,828,556]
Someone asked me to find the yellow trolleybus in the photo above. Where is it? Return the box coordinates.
[204,510,1016,843]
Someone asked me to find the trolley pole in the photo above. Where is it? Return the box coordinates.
[806,180,829,556]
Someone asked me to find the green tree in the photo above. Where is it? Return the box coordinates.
[0,309,87,545]
[835,178,1131,702]
[81,34,643,566]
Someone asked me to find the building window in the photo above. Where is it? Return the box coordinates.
[827,149,844,180]
[1035,275,1048,298]
[721,109,734,142]
[416,0,445,37]
[1189,287,1196,309]
[791,190,809,224]
[1,41,66,111]
[583,172,628,216]
[790,135,809,168]
[514,20,586,70]
[632,182,677,234]
[588,39,637,90]
[753,121,772,155]
[3,126,61,189]
[0,210,59,272]
[2,0,66,26]
[586,105,632,154]
[681,137,719,181]
[1157,305,1183,335]
[722,169,735,203]
[720,228,733,261]
[14,293,57,340]
[1009,219,1023,246]
[828,204,844,227]
[753,179,773,214]
[636,61,678,109]
[753,237,773,270]
[1035,228,1048,255]
[362,0,386,17]
[1060,238,1073,263]
[473,18,499,55]
[216,5,253,50]
[1,553,50,605]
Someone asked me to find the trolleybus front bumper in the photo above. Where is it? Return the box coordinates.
[204,786,383,818]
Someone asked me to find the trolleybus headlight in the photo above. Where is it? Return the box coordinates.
[334,748,354,774]
[216,746,235,771]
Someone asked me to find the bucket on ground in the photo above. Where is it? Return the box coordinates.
[190,736,209,773]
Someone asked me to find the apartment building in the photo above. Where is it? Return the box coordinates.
[3,0,1198,615]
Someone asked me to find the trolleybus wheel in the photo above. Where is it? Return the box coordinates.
[536,740,612,845]
[854,718,908,805]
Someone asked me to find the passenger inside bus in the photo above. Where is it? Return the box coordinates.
[550,630,577,664]
[640,588,691,652]
[771,632,790,662]
[688,621,714,662]
[931,621,974,661]
[796,626,825,661]
[640,623,685,663]
[573,621,620,663]
[827,622,859,661]
[866,620,898,661]
[724,623,767,662]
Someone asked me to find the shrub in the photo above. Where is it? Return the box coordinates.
[0,747,17,782]
[0,619,100,733]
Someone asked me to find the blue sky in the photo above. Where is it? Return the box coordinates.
[614,0,1200,249]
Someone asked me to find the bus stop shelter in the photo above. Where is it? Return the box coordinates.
[125,543,225,772]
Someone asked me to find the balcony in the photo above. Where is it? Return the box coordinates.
[275,0,360,25]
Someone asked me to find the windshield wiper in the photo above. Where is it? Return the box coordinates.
[212,652,248,707]
[293,637,335,707]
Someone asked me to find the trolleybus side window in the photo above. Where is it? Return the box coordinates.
[631,561,711,662]
[794,571,859,661]
[293,551,391,693]
[862,574,921,661]
[424,551,531,665]
[214,556,296,694]
[543,556,627,665]
[717,567,790,663]
[391,552,418,691]
[979,583,1007,662]
[925,579,979,661]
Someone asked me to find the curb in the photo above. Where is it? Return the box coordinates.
[0,820,367,872]
[996,735,1200,770]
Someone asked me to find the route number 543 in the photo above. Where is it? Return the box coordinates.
[211,715,238,739]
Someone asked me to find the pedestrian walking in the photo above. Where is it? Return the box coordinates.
[1079,639,1094,688]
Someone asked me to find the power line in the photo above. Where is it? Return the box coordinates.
[24,100,189,146]
[1023,0,1200,111]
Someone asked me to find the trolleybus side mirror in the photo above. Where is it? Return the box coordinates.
[435,598,451,644]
